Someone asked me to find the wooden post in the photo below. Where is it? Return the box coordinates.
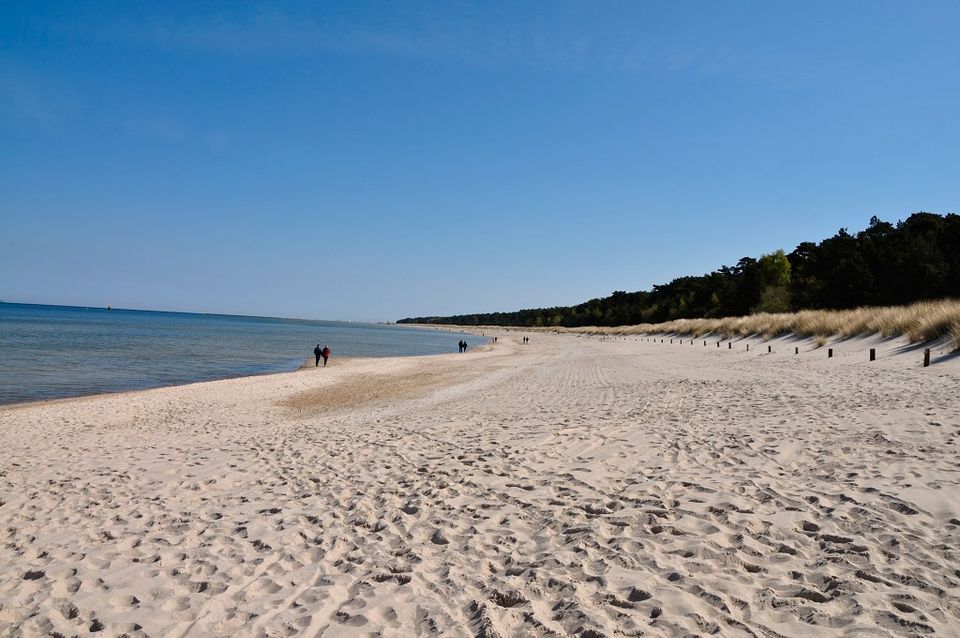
[870,348,876,361]
[717,341,720,347]
[768,345,772,353]
[924,348,930,367]
[828,348,833,358]
[746,344,749,351]
[795,347,798,355]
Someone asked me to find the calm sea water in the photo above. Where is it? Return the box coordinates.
[0,303,484,405]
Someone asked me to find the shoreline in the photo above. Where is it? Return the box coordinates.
[5,329,948,416]
[0,358,310,412]
[0,333,492,411]
[0,338,510,417]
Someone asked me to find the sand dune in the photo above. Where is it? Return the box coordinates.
[1,334,959,637]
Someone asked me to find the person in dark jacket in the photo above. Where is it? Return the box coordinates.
[313,344,322,367]
[321,345,331,367]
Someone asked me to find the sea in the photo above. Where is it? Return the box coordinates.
[0,303,484,405]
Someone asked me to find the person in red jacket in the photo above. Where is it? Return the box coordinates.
[321,345,331,367]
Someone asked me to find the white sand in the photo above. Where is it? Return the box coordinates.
[1,334,959,637]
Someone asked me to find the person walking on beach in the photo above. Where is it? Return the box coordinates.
[313,344,322,367]
[457,340,464,353]
[321,345,331,367]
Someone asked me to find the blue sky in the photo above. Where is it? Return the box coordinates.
[2,1,958,321]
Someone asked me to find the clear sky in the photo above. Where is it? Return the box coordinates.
[2,1,959,321]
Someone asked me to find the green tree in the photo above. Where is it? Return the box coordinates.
[754,285,792,313]
[758,249,791,288]
[754,249,792,312]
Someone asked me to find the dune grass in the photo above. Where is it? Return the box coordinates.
[557,299,960,350]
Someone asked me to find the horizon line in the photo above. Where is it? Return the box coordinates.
[0,300,398,326]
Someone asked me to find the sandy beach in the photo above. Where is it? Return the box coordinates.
[2,333,959,637]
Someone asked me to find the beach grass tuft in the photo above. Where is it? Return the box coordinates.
[557,299,960,350]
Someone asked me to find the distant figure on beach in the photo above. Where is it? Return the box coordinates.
[458,340,465,353]
[321,345,331,367]
[313,344,322,367]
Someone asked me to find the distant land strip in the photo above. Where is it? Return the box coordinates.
[399,212,960,331]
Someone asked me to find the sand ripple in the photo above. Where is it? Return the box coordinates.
[1,335,959,636]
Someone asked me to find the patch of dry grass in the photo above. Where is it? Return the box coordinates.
[551,299,960,350]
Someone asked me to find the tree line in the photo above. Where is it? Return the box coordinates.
[398,212,960,327]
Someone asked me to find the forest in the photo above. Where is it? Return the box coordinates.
[398,212,960,327]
